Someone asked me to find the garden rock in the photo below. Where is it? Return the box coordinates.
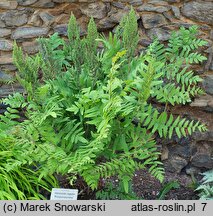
[53,24,68,36]
[167,142,192,159]
[32,0,55,8]
[12,27,49,39]
[1,9,32,27]
[147,27,170,41]
[0,20,5,28]
[80,2,107,19]
[0,28,11,37]
[141,13,167,29]
[171,6,180,19]
[111,2,126,9]
[166,156,188,173]
[137,4,170,13]
[0,39,13,51]
[190,94,213,108]
[182,1,213,25]
[0,57,13,65]
[39,12,55,26]
[165,0,180,3]
[0,71,12,82]
[0,64,16,72]
[54,14,70,25]
[28,10,42,26]
[0,1,18,10]
[0,84,24,98]
[129,0,143,6]
[97,18,116,30]
[108,10,129,24]
[22,41,40,54]
[0,14,5,28]
[191,153,213,169]
[203,75,213,95]
[17,0,38,6]
[192,131,213,143]
[53,0,80,2]
[54,24,86,36]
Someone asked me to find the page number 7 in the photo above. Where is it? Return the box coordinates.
[201,203,207,211]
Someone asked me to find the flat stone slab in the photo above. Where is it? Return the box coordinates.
[11,27,49,39]
[0,39,13,51]
[182,1,213,25]
[0,1,18,9]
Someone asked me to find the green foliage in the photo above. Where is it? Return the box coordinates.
[66,14,83,71]
[96,181,139,200]
[0,166,58,200]
[157,181,180,200]
[96,180,180,200]
[86,17,98,61]
[38,33,67,80]
[116,7,139,60]
[0,114,58,200]
[139,105,206,138]
[149,26,207,105]
[13,42,41,97]
[196,170,213,200]
[68,14,80,41]
[0,10,208,199]
[167,26,207,63]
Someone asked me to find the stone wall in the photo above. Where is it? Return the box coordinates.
[0,0,212,174]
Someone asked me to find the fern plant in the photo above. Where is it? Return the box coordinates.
[157,181,180,200]
[196,170,213,200]
[148,26,207,106]
[0,10,208,199]
[116,8,139,61]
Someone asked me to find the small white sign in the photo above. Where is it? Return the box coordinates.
[50,188,78,200]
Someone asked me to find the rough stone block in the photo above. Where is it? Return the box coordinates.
[80,2,107,19]
[0,57,13,65]
[137,4,170,13]
[141,13,167,29]
[0,1,18,10]
[32,0,55,8]
[11,27,49,39]
[182,1,213,25]
[1,10,32,27]
[0,28,12,38]
[203,75,213,95]
[17,0,38,6]
[0,39,13,51]
[22,41,40,54]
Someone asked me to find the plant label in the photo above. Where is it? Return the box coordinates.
[50,188,78,200]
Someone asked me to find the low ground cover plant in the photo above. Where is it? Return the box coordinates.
[196,170,213,200]
[0,9,208,199]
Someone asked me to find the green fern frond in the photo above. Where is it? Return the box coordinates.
[13,42,41,93]
[121,7,139,59]
[86,17,98,53]
[68,14,80,43]
[140,104,207,138]
[196,170,213,200]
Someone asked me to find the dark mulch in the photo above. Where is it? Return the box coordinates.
[52,169,199,200]
[132,170,198,200]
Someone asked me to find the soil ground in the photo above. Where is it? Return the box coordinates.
[55,169,200,200]
[132,170,199,200]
